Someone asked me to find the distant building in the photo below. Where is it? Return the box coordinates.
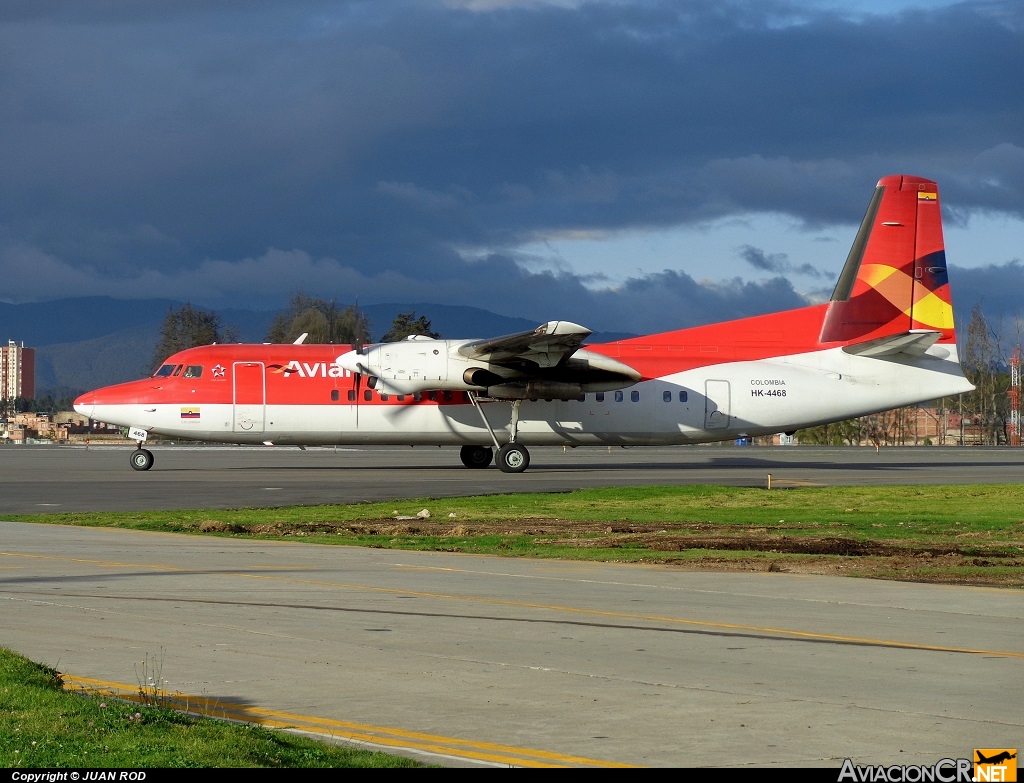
[2,340,35,401]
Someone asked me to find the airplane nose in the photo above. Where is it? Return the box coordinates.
[73,392,95,419]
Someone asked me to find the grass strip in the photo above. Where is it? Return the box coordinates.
[8,484,1024,587]
[0,647,421,768]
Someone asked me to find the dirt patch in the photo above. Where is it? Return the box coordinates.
[190,518,1024,588]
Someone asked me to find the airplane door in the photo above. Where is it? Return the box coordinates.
[233,362,266,433]
[704,380,731,429]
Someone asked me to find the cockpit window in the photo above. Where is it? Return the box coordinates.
[154,364,177,377]
[183,365,203,378]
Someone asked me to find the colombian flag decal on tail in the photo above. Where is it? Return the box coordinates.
[180,407,200,419]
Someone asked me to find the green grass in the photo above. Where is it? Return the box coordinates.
[0,648,422,768]
[11,483,1024,541]
[9,483,1024,587]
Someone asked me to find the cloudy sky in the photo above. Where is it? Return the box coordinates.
[1,0,1022,335]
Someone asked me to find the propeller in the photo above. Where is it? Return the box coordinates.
[344,300,372,428]
[352,359,361,428]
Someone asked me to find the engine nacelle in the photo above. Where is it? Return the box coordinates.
[337,339,509,394]
[484,382,581,400]
[463,367,506,388]
[336,335,641,396]
[484,378,635,400]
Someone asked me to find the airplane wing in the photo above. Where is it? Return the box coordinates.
[458,320,641,394]
[337,319,639,398]
[458,320,592,368]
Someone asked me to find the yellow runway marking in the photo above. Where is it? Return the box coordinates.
[6,550,1022,661]
[62,674,633,768]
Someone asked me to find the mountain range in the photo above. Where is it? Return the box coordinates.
[0,298,633,396]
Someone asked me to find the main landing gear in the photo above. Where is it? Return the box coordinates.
[495,443,530,473]
[459,445,493,469]
[130,444,154,471]
[466,394,531,473]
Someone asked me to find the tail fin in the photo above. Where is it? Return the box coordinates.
[820,174,955,346]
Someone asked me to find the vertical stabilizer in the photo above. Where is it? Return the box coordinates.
[820,175,955,345]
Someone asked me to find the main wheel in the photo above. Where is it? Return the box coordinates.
[496,443,530,473]
[130,448,154,471]
[459,445,494,469]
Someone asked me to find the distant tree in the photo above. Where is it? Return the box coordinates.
[796,418,859,446]
[381,311,440,343]
[152,304,237,371]
[266,292,370,345]
[2,396,35,415]
[962,304,1006,444]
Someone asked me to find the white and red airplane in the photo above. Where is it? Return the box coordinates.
[75,174,974,473]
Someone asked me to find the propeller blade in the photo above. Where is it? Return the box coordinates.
[353,360,361,427]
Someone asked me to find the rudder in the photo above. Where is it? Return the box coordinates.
[820,175,955,345]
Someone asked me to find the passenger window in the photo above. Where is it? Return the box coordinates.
[614,391,623,402]
[631,391,640,402]
[380,393,389,401]
[577,393,585,402]
[427,391,438,401]
[442,391,453,402]
[663,390,672,402]
[364,390,373,402]
[396,394,405,402]
[413,393,422,402]
[679,391,688,402]
[348,390,356,402]
[331,390,340,401]
[595,392,604,402]
[183,365,203,379]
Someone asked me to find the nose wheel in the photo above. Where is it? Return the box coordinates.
[130,447,154,471]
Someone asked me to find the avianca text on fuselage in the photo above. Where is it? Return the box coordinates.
[277,361,349,379]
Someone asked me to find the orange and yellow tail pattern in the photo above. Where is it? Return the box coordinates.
[820,175,956,345]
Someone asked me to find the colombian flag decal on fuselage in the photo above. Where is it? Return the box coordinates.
[180,407,200,419]
[918,191,938,201]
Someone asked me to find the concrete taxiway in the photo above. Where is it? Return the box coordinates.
[2,443,1024,514]
[2,444,1021,767]
[1,521,1020,767]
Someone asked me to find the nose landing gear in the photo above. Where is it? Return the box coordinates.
[130,446,155,471]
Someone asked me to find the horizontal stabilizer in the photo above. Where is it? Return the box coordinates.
[842,330,941,358]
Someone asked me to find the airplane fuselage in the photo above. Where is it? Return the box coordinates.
[74,306,971,449]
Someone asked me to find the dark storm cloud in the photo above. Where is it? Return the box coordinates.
[0,0,1021,327]
[950,260,1024,329]
[739,245,825,279]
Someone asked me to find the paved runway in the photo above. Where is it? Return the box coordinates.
[3,443,1024,514]
[1,522,1020,767]
[2,444,1022,767]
